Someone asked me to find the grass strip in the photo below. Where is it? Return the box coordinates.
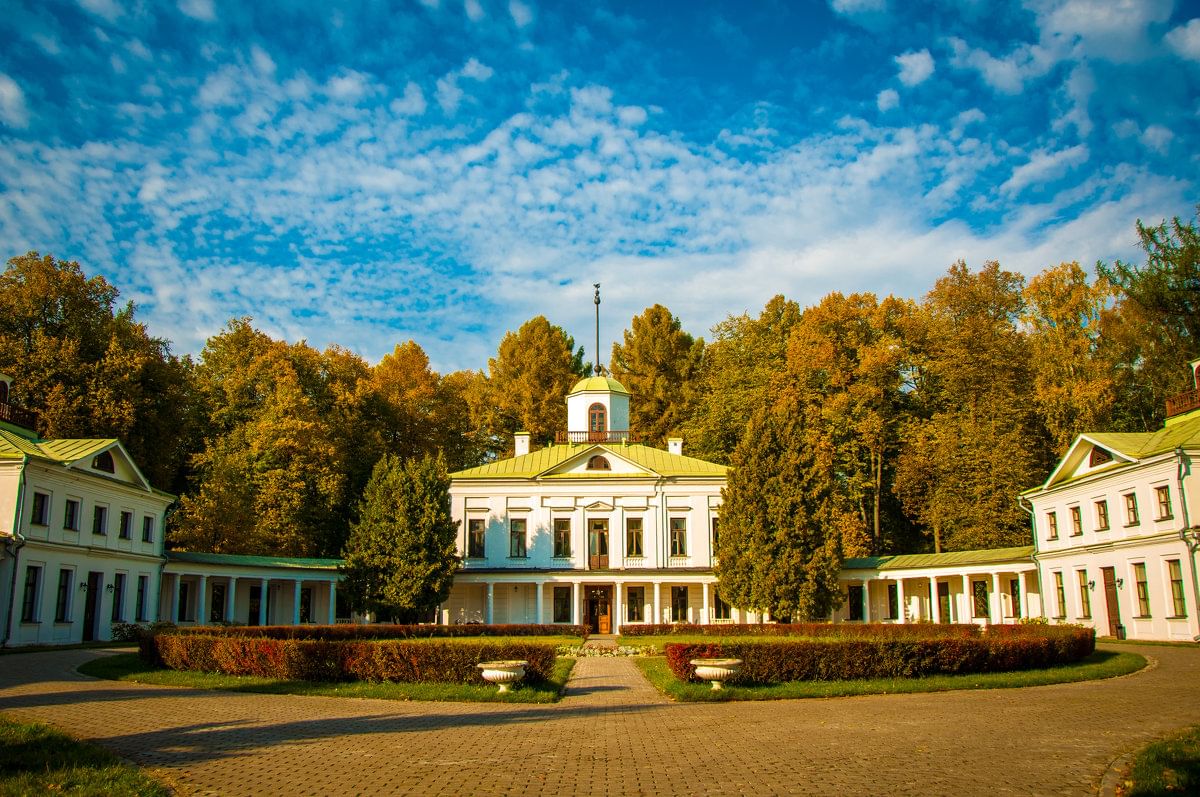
[635,649,1145,701]
[0,714,170,796]
[1120,724,1200,796]
[80,653,576,704]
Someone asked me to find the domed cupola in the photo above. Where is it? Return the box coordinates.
[562,376,631,444]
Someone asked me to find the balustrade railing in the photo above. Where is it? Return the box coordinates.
[1166,388,1200,418]
[555,430,638,444]
[0,400,38,430]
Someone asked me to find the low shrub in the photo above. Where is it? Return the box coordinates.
[168,623,585,641]
[664,625,1095,684]
[622,622,982,639]
[141,632,559,685]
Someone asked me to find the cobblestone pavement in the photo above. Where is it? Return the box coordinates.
[1,644,1198,796]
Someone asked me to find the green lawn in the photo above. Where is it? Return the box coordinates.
[1121,725,1200,796]
[636,649,1146,701]
[0,714,170,796]
[80,653,577,703]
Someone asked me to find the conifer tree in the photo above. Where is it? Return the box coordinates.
[340,453,460,622]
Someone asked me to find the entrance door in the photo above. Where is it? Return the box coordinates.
[583,586,612,634]
[588,520,609,569]
[937,581,951,623]
[82,571,102,641]
[248,586,262,626]
[1102,567,1122,637]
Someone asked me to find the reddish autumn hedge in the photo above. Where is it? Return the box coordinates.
[140,633,559,684]
[168,623,586,640]
[621,622,983,639]
[664,625,1095,684]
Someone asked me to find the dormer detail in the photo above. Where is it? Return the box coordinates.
[560,376,634,444]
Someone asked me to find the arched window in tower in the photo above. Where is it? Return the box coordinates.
[588,402,607,441]
[587,455,611,471]
[92,450,115,473]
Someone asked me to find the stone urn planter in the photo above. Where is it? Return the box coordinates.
[690,658,743,690]
[477,660,528,693]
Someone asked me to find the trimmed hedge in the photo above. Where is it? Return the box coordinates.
[167,623,586,641]
[140,632,559,684]
[622,622,983,639]
[665,625,1095,684]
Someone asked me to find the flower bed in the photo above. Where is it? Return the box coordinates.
[622,622,983,639]
[140,632,560,684]
[153,623,586,641]
[664,625,1095,684]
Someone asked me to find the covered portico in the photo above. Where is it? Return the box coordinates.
[162,552,343,627]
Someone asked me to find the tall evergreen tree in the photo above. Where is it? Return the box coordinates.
[609,304,705,447]
[715,405,846,621]
[340,453,459,622]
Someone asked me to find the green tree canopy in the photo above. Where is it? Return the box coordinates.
[339,453,459,622]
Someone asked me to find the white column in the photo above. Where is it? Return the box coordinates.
[571,582,580,625]
[613,582,623,634]
[962,574,971,623]
[702,582,710,625]
[896,578,907,623]
[196,575,208,625]
[486,582,495,624]
[225,577,236,623]
[991,572,1003,624]
[535,581,544,624]
[327,581,337,624]
[653,582,662,624]
[258,578,268,625]
[171,574,181,623]
[929,577,940,624]
[1017,571,1029,619]
[862,580,870,621]
[292,580,302,625]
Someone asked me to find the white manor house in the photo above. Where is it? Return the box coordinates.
[2,360,1199,645]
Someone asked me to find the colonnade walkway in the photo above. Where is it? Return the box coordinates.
[1,644,1199,795]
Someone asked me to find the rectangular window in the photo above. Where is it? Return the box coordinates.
[627,586,644,622]
[1169,560,1187,617]
[508,519,527,558]
[92,505,107,536]
[887,583,899,620]
[553,519,571,558]
[55,568,72,623]
[670,585,689,622]
[713,591,732,621]
[1077,570,1091,619]
[625,518,644,558]
[553,586,571,623]
[142,515,155,543]
[1094,500,1109,531]
[1054,571,1066,619]
[1069,506,1082,536]
[669,518,687,557]
[1046,511,1058,540]
[848,584,865,621]
[1009,578,1021,619]
[111,573,126,623]
[30,492,49,526]
[1124,493,1139,526]
[710,517,720,553]
[467,518,485,558]
[210,583,226,623]
[1133,562,1151,617]
[300,587,312,624]
[136,575,149,622]
[1155,486,1172,520]
[119,511,133,540]
[177,582,190,623]
[972,581,989,618]
[64,499,80,531]
[21,565,42,623]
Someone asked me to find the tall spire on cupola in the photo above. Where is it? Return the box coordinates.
[593,283,602,376]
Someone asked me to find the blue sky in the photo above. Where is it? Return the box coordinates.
[0,0,1198,372]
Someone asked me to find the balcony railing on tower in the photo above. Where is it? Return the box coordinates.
[555,430,638,444]
[0,399,39,431]
[1166,388,1200,419]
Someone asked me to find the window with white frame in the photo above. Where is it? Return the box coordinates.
[1124,492,1139,526]
[64,499,80,531]
[553,518,571,558]
[111,572,126,623]
[1154,486,1172,520]
[670,585,689,622]
[30,491,49,526]
[54,568,72,623]
[625,518,644,558]
[119,510,133,540]
[92,504,108,536]
[1077,570,1091,619]
[21,565,42,623]
[713,591,732,621]
[142,515,155,543]
[626,586,644,622]
[669,518,687,557]
[1168,559,1187,617]
[1133,562,1151,617]
[509,518,527,558]
[467,518,485,558]
[1053,571,1067,619]
[1068,506,1082,536]
[1046,511,1058,540]
[136,574,149,622]
[1094,500,1109,531]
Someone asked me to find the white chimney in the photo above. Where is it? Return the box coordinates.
[668,437,683,456]
[514,432,531,457]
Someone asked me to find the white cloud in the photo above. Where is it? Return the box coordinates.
[947,37,1055,94]
[1112,119,1140,138]
[1000,144,1089,195]
[464,0,485,22]
[326,70,371,101]
[197,69,239,107]
[0,74,29,128]
[177,0,216,22]
[830,0,886,13]
[1166,19,1200,61]
[1140,125,1173,154]
[876,88,899,111]
[895,49,934,87]
[436,60,494,115]
[509,0,533,27]
[251,46,276,76]
[391,82,427,116]
[32,33,62,55]
[460,58,494,81]
[1034,0,1171,63]
[1053,63,1093,137]
[78,0,122,22]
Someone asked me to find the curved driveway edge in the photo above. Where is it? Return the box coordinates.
[1,643,1197,796]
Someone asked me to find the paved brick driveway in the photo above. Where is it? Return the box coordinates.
[1,644,1198,795]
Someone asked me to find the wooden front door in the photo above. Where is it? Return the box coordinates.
[82,571,102,641]
[584,586,612,634]
[1102,566,1123,637]
[588,519,609,569]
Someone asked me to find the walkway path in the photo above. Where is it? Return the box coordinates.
[1,644,1198,795]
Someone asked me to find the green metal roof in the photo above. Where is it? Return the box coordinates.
[843,545,1034,571]
[568,376,630,396]
[167,551,342,570]
[0,431,117,463]
[451,442,727,480]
